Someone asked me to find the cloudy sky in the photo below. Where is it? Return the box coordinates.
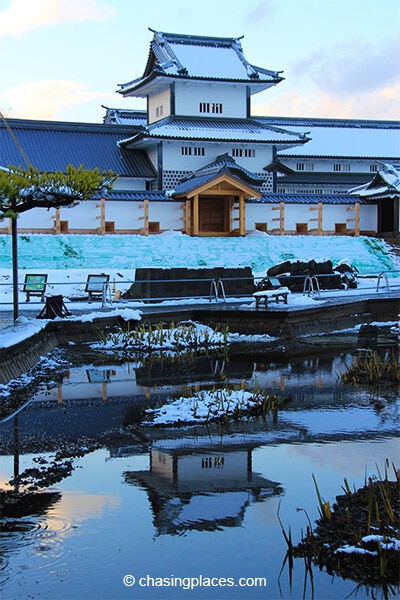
[0,0,399,123]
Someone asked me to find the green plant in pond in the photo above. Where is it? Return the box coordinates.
[342,350,400,385]
[312,474,331,520]
[289,461,400,590]
[98,320,230,354]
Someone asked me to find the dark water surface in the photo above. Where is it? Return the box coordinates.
[0,344,399,600]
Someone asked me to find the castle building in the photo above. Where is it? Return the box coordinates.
[1,30,399,236]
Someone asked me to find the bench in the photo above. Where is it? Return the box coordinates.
[253,287,291,308]
[23,274,48,302]
[85,274,110,301]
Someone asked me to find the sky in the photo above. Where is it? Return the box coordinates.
[0,0,399,123]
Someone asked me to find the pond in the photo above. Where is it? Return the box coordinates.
[0,334,399,600]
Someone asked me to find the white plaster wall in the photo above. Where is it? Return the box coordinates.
[59,201,98,229]
[280,156,379,174]
[321,204,350,230]
[105,201,144,229]
[245,203,276,231]
[18,207,55,229]
[148,88,171,123]
[149,202,182,230]
[113,177,147,191]
[174,81,247,118]
[359,204,377,231]
[283,205,310,231]
[163,140,274,172]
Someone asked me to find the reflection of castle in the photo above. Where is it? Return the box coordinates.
[125,445,283,535]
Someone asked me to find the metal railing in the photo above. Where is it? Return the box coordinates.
[0,270,399,311]
[209,279,226,302]
[303,276,321,298]
[376,270,400,292]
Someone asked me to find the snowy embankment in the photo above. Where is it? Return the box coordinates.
[0,231,398,273]
[0,231,399,303]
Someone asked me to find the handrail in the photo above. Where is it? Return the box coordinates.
[376,270,400,292]
[303,275,321,298]
[209,279,226,303]
[101,282,112,307]
[1,269,399,309]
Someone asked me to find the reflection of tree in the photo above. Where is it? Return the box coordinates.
[0,488,62,585]
[1,490,61,519]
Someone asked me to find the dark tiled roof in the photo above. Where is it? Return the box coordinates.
[250,193,375,205]
[106,190,171,201]
[105,190,375,205]
[102,107,147,126]
[173,166,261,197]
[173,171,228,196]
[276,172,372,186]
[0,118,156,178]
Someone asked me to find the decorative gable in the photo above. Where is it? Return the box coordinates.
[118,29,283,98]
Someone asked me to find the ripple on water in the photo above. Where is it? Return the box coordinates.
[0,500,75,585]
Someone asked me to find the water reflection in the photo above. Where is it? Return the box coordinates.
[0,342,398,600]
[0,347,398,454]
[125,445,283,535]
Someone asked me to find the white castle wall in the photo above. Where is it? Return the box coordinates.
[174,81,247,119]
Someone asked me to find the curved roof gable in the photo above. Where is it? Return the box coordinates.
[182,153,264,187]
[349,163,400,198]
[119,30,283,97]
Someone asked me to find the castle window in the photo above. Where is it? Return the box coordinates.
[333,164,342,171]
[244,149,255,158]
[181,146,205,156]
[342,164,351,172]
[199,102,223,114]
[296,163,305,171]
[370,164,378,172]
[155,105,163,118]
[305,163,314,171]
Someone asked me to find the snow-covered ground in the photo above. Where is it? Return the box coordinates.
[0,231,399,301]
[0,231,399,349]
[0,231,398,274]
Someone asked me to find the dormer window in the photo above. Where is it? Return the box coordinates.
[199,102,223,114]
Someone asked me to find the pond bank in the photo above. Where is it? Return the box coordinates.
[1,291,398,384]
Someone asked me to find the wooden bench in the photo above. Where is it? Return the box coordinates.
[85,274,110,301]
[253,287,291,308]
[23,274,48,302]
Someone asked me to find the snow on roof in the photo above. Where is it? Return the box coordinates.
[119,30,283,96]
[119,117,308,147]
[350,163,400,197]
[273,123,400,159]
[102,107,146,127]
